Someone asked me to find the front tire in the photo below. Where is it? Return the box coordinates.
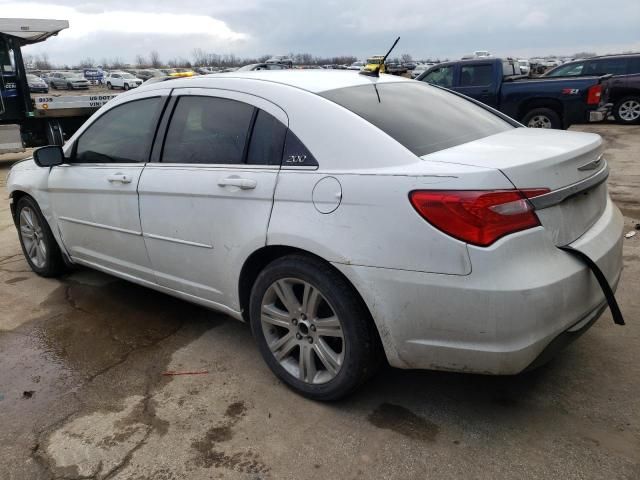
[522,107,561,129]
[16,196,66,277]
[613,96,640,124]
[249,254,381,401]
[124,83,130,91]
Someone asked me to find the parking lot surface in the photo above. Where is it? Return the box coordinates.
[0,124,639,480]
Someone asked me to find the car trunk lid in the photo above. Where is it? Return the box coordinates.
[422,128,608,245]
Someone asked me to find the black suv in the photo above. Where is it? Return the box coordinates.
[544,54,640,124]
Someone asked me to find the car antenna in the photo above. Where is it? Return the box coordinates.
[360,36,400,77]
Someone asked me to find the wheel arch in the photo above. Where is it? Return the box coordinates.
[238,244,386,360]
[517,98,564,122]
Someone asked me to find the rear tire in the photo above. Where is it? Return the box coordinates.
[107,82,112,90]
[249,254,381,401]
[522,108,562,129]
[613,96,640,124]
[15,196,66,277]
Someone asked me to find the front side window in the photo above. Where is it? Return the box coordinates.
[74,97,164,163]
[162,96,254,164]
[460,64,493,86]
[546,62,584,77]
[422,66,454,88]
[320,82,513,156]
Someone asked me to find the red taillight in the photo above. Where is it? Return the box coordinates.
[409,189,550,247]
[587,84,602,105]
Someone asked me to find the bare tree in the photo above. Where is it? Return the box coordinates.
[400,53,413,63]
[34,53,53,70]
[135,54,148,68]
[76,57,95,68]
[149,50,162,68]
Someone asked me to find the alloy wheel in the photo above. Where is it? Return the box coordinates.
[19,206,47,269]
[527,115,552,128]
[260,278,344,384]
[619,100,640,122]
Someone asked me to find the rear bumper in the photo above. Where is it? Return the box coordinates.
[334,196,624,373]
[589,104,612,122]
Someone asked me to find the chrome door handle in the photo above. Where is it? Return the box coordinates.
[218,177,257,190]
[107,173,132,184]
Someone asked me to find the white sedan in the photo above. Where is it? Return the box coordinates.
[7,71,623,400]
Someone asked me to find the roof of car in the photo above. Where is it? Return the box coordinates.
[560,53,640,65]
[140,70,412,94]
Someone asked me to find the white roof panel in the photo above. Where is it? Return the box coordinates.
[0,18,68,44]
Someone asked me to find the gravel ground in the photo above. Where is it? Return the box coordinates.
[0,123,638,480]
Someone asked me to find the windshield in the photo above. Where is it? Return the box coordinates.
[320,82,513,156]
[27,74,39,81]
[545,62,584,77]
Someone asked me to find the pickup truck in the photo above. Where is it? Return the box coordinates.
[416,58,610,129]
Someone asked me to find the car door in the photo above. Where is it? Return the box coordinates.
[455,62,498,108]
[48,90,170,282]
[138,88,287,310]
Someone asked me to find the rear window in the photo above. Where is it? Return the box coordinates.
[320,82,513,156]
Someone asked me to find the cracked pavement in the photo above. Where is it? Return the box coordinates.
[1,124,639,480]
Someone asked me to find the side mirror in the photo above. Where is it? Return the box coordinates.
[33,145,66,168]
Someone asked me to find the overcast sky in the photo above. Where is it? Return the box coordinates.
[5,0,640,64]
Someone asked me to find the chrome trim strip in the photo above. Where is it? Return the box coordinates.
[58,216,141,236]
[143,232,213,249]
[529,166,609,210]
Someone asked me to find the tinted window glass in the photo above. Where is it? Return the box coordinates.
[282,130,318,167]
[320,82,512,156]
[546,62,584,77]
[162,96,254,164]
[460,64,493,86]
[246,110,287,165]
[422,66,454,87]
[630,57,640,74]
[75,97,163,163]
[585,58,628,76]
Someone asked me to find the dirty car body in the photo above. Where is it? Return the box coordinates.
[7,71,623,399]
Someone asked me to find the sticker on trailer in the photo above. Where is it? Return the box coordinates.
[32,94,119,110]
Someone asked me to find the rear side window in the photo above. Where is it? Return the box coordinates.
[585,58,628,76]
[629,57,640,74]
[320,82,512,156]
[75,97,164,163]
[246,110,287,165]
[162,96,254,164]
[460,64,493,86]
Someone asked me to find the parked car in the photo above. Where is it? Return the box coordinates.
[605,73,640,124]
[105,71,143,90]
[49,72,90,90]
[266,55,293,68]
[544,54,640,124]
[418,57,610,129]
[7,71,623,400]
[27,73,48,93]
[385,63,407,75]
[136,69,165,81]
[237,63,288,71]
[518,59,531,76]
[411,63,427,78]
[347,61,364,71]
[195,67,217,75]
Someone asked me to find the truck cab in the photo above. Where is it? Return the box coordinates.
[0,18,69,152]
